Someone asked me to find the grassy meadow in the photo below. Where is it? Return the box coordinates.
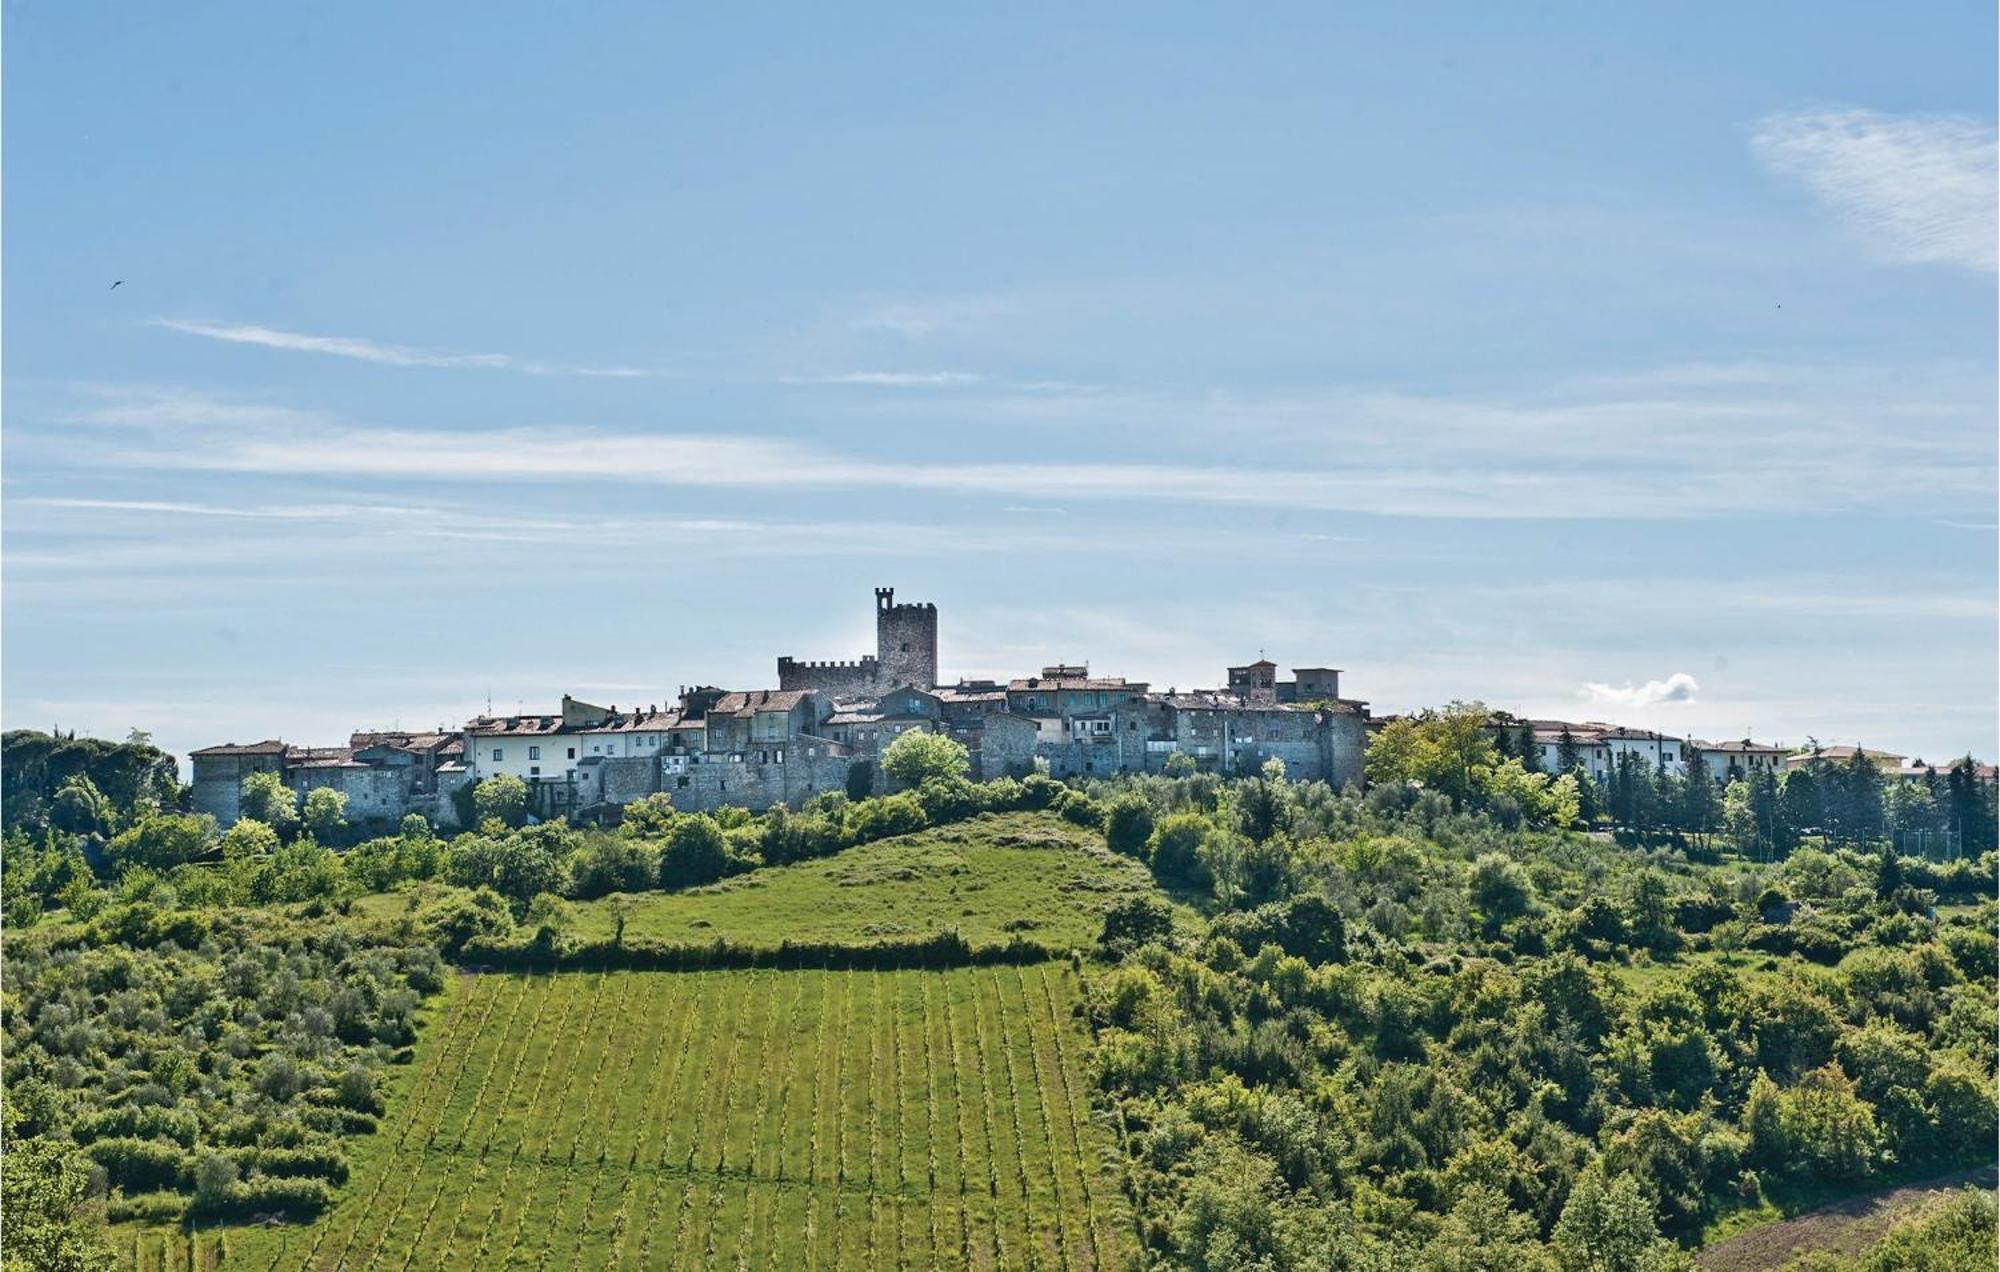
[359,811,1155,952]
[168,962,1133,1270]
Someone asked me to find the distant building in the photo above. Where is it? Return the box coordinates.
[1690,738,1789,785]
[191,587,1371,822]
[191,730,466,829]
[1786,745,1905,775]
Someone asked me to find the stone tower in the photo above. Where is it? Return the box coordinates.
[875,587,938,689]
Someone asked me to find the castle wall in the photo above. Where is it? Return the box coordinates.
[777,656,882,697]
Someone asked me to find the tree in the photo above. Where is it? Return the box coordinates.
[1721,781,1757,857]
[1827,750,1885,846]
[1557,727,1583,777]
[621,792,677,838]
[1100,895,1173,950]
[1148,813,1218,889]
[472,774,529,829]
[1104,796,1155,858]
[444,828,565,912]
[1945,758,1995,853]
[659,814,730,888]
[219,818,281,860]
[1788,1062,1885,1181]
[302,787,348,841]
[1550,1170,1681,1272]
[1516,725,1543,773]
[191,1150,239,1211]
[845,759,876,800]
[1365,703,1498,808]
[569,834,656,898]
[48,775,111,836]
[1163,750,1197,777]
[240,770,299,832]
[1468,852,1532,921]
[1779,767,1821,837]
[1679,750,1717,844]
[1,1106,114,1271]
[880,731,969,788]
[104,812,217,873]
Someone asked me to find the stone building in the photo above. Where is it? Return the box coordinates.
[190,731,467,830]
[777,587,938,695]
[188,585,1372,824]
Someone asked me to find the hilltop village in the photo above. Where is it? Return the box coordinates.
[193,588,1373,829]
[188,586,1953,832]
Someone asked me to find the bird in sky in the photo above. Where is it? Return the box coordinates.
[109,280,123,290]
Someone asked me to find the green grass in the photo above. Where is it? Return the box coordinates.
[572,811,1153,950]
[165,963,1135,1270]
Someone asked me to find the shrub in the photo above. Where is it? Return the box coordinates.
[659,815,730,888]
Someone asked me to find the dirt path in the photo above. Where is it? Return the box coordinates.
[1697,1165,1997,1271]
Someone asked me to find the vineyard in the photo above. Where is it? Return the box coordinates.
[160,963,1133,1271]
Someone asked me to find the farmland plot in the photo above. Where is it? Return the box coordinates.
[204,963,1134,1271]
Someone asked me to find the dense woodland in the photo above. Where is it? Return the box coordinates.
[2,718,1995,1270]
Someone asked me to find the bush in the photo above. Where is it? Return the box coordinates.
[846,794,928,843]
[85,1137,187,1192]
[659,815,730,888]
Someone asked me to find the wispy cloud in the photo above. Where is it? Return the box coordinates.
[149,318,661,377]
[784,370,986,387]
[37,364,1991,522]
[1751,106,1998,271]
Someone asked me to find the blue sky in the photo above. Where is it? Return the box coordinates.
[5,3,1995,767]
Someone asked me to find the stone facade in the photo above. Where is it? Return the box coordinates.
[188,586,1372,826]
[190,731,467,830]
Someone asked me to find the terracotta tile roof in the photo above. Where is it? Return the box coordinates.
[580,710,683,734]
[1008,676,1144,692]
[711,689,816,715]
[1694,738,1788,755]
[189,740,289,757]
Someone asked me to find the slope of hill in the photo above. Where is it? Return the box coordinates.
[217,963,1134,1270]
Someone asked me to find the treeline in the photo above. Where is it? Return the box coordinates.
[1,729,181,837]
[1062,737,1997,1267]
[1368,704,1998,859]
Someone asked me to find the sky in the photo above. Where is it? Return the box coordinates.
[4,3,1995,768]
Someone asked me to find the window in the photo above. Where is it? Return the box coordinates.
[677,776,690,789]
[775,749,784,764]
[530,766,541,777]
[529,745,541,761]
[567,747,575,759]
[492,748,503,762]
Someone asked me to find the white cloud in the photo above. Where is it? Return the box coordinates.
[149,318,659,377]
[1581,672,1700,708]
[1752,106,1998,271]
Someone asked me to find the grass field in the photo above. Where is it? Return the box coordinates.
[359,811,1154,952]
[166,962,1134,1270]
